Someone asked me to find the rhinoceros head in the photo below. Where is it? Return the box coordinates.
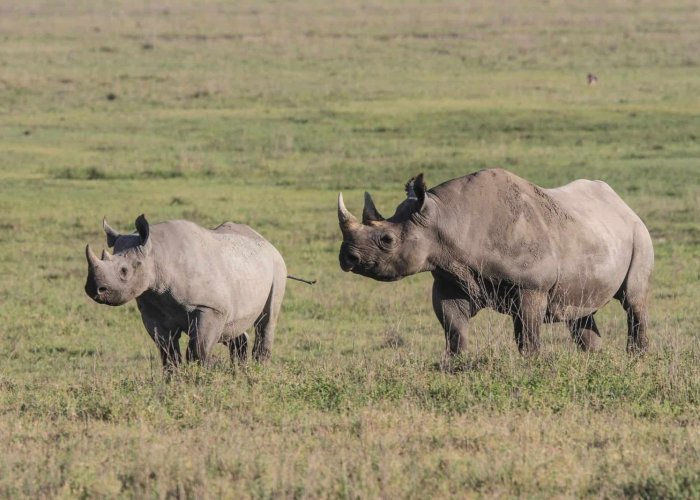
[338,174,436,281]
[84,214,154,306]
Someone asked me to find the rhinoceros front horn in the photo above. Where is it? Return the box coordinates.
[86,244,100,269]
[338,193,360,234]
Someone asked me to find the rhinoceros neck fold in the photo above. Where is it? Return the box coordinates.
[141,227,177,294]
[148,235,180,294]
[422,190,477,279]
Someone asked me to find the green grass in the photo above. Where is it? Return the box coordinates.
[1,0,700,497]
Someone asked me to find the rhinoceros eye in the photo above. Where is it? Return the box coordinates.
[379,233,396,248]
[119,266,129,279]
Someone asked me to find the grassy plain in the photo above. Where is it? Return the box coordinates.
[1,0,700,497]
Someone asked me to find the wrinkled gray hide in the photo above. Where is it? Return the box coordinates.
[338,169,653,361]
[85,215,287,369]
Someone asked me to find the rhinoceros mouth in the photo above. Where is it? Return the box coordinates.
[85,285,123,306]
[372,275,403,282]
[94,291,129,306]
[89,292,109,305]
[351,266,403,282]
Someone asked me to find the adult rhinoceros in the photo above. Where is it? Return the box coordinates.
[85,215,311,369]
[337,169,653,360]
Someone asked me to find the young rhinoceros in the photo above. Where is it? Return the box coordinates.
[337,169,654,362]
[85,215,292,368]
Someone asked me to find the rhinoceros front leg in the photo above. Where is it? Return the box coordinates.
[140,313,182,372]
[186,308,225,366]
[513,289,547,355]
[431,278,478,362]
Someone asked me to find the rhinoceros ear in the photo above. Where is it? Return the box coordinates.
[135,214,150,245]
[103,217,120,248]
[405,173,427,208]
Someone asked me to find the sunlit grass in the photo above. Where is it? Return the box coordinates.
[1,0,699,497]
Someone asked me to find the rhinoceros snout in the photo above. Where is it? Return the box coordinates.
[85,273,108,303]
[339,249,360,272]
[93,286,109,302]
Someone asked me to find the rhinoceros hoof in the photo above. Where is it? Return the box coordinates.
[580,331,602,352]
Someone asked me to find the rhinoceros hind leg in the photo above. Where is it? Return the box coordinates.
[617,223,653,354]
[620,296,649,354]
[252,272,286,362]
[567,314,602,352]
[513,290,547,355]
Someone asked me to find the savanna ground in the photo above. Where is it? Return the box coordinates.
[1,0,699,497]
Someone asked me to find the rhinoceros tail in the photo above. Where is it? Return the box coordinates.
[287,275,316,285]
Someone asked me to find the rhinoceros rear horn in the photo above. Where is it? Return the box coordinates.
[338,193,360,234]
[135,214,150,245]
[101,249,113,261]
[103,217,120,248]
[362,192,384,224]
[86,244,100,269]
